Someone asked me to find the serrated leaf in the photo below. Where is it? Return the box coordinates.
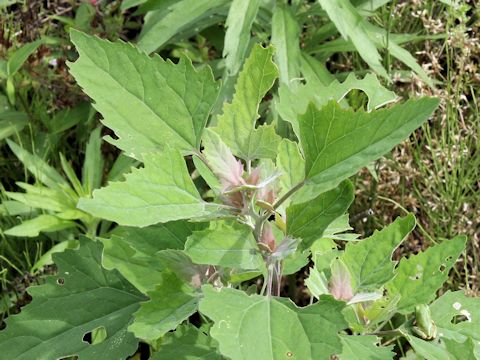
[0,240,144,360]
[4,214,76,237]
[294,98,439,203]
[339,335,395,360]
[212,44,281,161]
[184,223,263,270]
[129,272,199,342]
[137,0,229,54]
[271,3,301,86]
[287,181,354,250]
[318,0,387,78]
[386,236,467,313]
[151,325,224,359]
[78,148,229,227]
[341,214,415,291]
[277,73,397,137]
[199,286,347,360]
[223,0,260,76]
[69,30,219,159]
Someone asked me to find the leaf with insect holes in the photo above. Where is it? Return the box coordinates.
[287,181,354,250]
[212,44,281,161]
[199,286,347,360]
[277,73,398,137]
[78,148,230,227]
[150,325,224,359]
[339,335,395,360]
[430,291,480,345]
[129,272,200,342]
[0,239,145,360]
[293,98,440,203]
[341,214,416,291]
[385,236,467,313]
[184,222,263,270]
[69,30,219,160]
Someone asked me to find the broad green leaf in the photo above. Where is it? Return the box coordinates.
[151,325,224,359]
[386,236,467,313]
[271,3,301,86]
[318,0,388,78]
[405,336,451,360]
[0,240,144,360]
[223,0,260,76]
[137,0,229,54]
[277,73,398,137]
[212,44,281,161]
[120,0,147,11]
[339,335,395,360]
[4,214,76,237]
[78,148,229,227]
[276,139,305,208]
[69,30,219,159]
[185,223,263,270]
[294,98,439,203]
[287,181,354,249]
[199,286,347,360]
[7,139,69,190]
[0,111,28,140]
[82,126,104,194]
[102,221,204,292]
[341,214,415,291]
[430,291,480,345]
[107,153,138,182]
[129,272,199,342]
[7,40,42,76]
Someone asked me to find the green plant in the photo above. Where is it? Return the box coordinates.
[0,30,476,359]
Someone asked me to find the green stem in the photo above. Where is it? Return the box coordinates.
[272,180,305,210]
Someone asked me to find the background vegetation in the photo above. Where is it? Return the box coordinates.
[0,0,478,331]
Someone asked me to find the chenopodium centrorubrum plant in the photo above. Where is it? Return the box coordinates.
[0,30,477,360]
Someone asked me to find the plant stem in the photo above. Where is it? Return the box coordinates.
[272,180,305,210]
